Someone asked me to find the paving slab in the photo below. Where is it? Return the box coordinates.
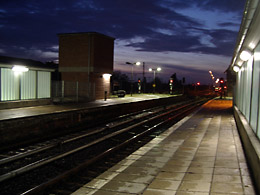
[72,100,257,195]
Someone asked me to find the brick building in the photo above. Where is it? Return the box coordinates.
[58,32,115,101]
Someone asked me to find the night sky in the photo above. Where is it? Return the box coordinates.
[0,0,246,84]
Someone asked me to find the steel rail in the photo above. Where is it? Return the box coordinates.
[0,107,157,166]
[22,101,203,195]
[0,101,197,183]
[0,101,181,166]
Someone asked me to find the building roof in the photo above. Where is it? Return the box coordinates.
[57,31,115,40]
[0,55,57,71]
[229,0,260,69]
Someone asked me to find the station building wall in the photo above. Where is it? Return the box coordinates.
[234,42,260,140]
[230,1,260,191]
[0,67,51,101]
[0,55,54,103]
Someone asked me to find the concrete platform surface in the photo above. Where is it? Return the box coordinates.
[0,94,174,121]
[72,100,257,195]
[1,94,184,149]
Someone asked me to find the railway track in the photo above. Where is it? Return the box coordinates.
[0,98,209,194]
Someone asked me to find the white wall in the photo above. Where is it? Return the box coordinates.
[0,68,51,101]
[235,42,260,140]
[1,68,19,101]
[37,71,51,98]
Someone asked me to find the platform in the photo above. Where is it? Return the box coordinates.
[0,94,174,121]
[72,99,257,195]
[0,94,182,150]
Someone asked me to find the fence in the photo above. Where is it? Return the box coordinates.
[52,81,96,103]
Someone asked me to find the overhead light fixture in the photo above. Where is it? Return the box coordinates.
[233,65,240,73]
[12,65,29,73]
[249,42,256,50]
[102,73,111,81]
[240,49,252,61]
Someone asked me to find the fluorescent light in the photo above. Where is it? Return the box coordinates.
[12,65,29,72]
[233,65,240,72]
[249,42,256,49]
[240,50,252,61]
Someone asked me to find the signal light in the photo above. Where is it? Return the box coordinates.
[197,82,200,86]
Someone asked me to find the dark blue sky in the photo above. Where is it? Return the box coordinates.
[0,0,246,84]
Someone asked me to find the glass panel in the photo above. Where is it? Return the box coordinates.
[255,43,260,139]
[37,71,51,98]
[250,46,260,133]
[245,56,253,121]
[21,70,36,99]
[236,68,243,108]
[241,64,246,115]
[1,68,19,101]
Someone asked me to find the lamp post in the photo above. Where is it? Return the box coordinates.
[140,62,146,93]
[149,67,161,94]
[208,70,215,91]
[126,62,141,96]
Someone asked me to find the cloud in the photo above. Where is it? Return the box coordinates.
[127,33,200,52]
[197,0,246,13]
[126,27,238,56]
[0,0,206,58]
[27,49,58,59]
[160,0,246,13]
[218,22,241,28]
[49,45,59,51]
[0,0,245,84]
[0,48,5,53]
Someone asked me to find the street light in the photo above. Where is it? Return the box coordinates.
[208,70,215,89]
[149,67,161,93]
[126,62,141,96]
[136,62,146,93]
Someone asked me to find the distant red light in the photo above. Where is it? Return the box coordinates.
[170,79,173,83]
[197,82,200,85]
[220,80,224,83]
